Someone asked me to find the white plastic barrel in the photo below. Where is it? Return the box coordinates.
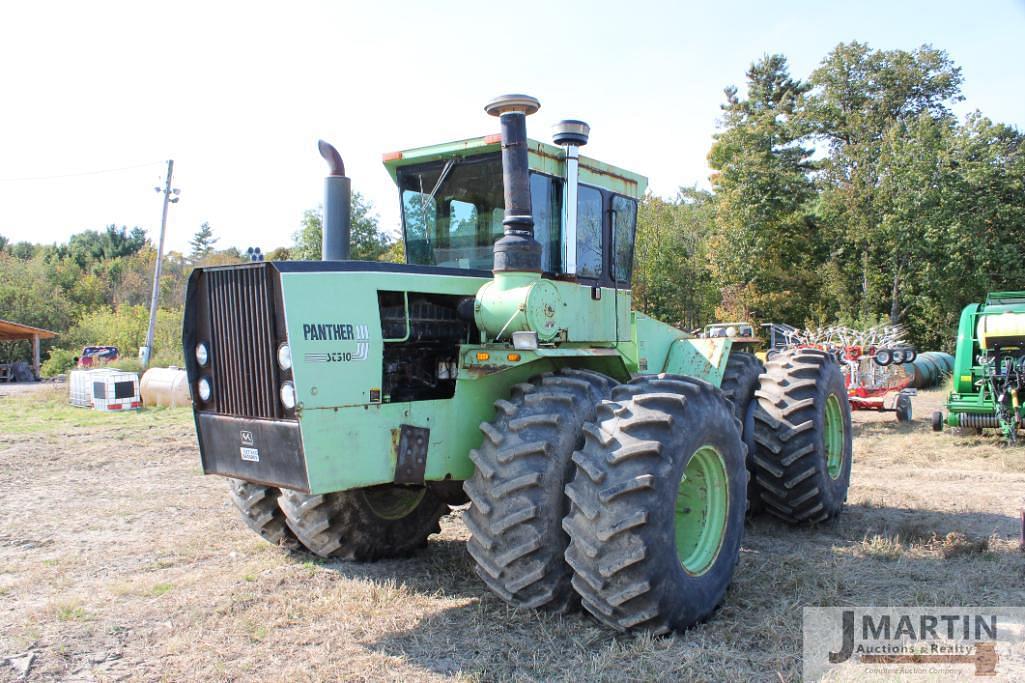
[140,367,192,407]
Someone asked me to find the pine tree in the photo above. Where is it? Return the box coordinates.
[707,54,822,325]
[188,222,218,262]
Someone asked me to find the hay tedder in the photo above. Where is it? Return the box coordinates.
[934,292,1025,442]
[816,326,918,422]
[182,95,853,634]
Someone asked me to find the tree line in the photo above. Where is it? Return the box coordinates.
[2,41,1021,371]
[632,42,1025,350]
[0,193,399,373]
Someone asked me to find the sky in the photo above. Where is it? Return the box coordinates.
[1,0,1023,255]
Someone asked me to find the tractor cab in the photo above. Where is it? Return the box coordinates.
[383,131,646,287]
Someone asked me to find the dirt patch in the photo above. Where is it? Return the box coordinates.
[0,388,1023,681]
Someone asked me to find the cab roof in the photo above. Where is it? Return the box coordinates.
[382,135,648,200]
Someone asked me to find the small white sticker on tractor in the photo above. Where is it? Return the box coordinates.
[240,447,260,462]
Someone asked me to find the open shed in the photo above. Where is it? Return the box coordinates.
[0,318,58,381]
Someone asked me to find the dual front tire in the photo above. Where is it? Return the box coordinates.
[467,351,853,633]
[227,480,446,560]
[461,368,618,612]
[464,372,750,633]
[562,376,748,633]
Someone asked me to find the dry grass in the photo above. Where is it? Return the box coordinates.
[1,385,1024,681]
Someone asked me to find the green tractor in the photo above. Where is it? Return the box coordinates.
[183,94,853,633]
[934,291,1025,442]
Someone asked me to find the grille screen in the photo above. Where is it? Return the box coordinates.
[207,267,280,419]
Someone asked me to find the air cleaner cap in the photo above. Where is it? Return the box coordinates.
[485,94,540,117]
[553,119,590,147]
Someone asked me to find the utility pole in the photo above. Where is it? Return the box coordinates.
[141,159,179,368]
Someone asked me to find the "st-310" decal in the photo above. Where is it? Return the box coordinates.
[303,322,370,363]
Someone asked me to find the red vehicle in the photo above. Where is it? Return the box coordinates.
[76,345,120,368]
[836,345,916,421]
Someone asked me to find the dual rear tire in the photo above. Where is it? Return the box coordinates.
[751,349,853,523]
[717,349,854,523]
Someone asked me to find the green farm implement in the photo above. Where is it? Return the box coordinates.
[934,291,1025,442]
[183,95,853,633]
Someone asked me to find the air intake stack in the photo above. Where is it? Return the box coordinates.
[474,94,564,345]
[552,120,589,275]
[484,94,542,274]
[318,140,351,261]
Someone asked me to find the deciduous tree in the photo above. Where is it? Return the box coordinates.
[292,192,393,261]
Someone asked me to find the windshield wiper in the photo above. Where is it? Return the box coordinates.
[417,158,457,256]
[423,158,456,207]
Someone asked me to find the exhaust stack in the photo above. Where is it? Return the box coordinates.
[318,140,351,261]
[484,94,541,274]
[553,120,590,275]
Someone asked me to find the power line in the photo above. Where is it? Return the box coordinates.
[0,160,167,183]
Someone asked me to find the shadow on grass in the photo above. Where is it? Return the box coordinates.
[747,501,1019,550]
[286,535,484,601]
[365,597,608,679]
[851,415,929,439]
[304,502,1025,679]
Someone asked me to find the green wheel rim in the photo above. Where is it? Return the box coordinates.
[360,486,426,520]
[824,394,845,479]
[674,446,729,576]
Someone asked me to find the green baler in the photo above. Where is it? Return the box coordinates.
[183,95,853,633]
[934,291,1025,441]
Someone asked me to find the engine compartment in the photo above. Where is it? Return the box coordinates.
[378,291,477,402]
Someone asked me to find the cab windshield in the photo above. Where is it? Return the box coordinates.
[398,155,505,270]
[396,152,636,284]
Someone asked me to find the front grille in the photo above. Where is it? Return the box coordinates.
[207,267,280,419]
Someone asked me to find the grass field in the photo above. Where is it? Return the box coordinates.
[1,384,1024,681]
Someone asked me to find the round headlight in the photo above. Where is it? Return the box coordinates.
[279,381,296,410]
[892,349,906,364]
[197,377,212,402]
[875,349,892,366]
[277,343,292,371]
[195,342,209,367]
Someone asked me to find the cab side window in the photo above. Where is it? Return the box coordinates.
[530,173,562,273]
[612,195,637,284]
[577,185,603,278]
